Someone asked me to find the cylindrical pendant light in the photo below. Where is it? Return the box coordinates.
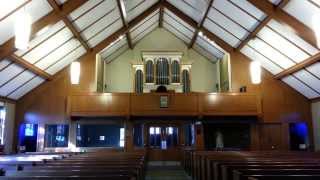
[250,61,261,84]
[70,62,80,85]
[14,9,32,50]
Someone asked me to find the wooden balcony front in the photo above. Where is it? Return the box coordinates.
[67,93,262,117]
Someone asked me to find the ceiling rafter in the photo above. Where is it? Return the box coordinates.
[93,0,162,54]
[274,52,320,79]
[117,0,133,49]
[188,0,214,49]
[9,54,52,80]
[237,0,290,51]
[247,0,318,49]
[0,0,88,60]
[163,1,233,52]
[159,0,164,28]
[47,0,91,51]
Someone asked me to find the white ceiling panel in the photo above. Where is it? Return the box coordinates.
[0,0,53,45]
[69,0,104,20]
[8,76,45,100]
[131,12,159,39]
[293,69,320,93]
[46,46,86,75]
[282,75,319,99]
[104,44,129,63]
[229,0,266,20]
[0,59,11,71]
[203,18,240,47]
[283,0,320,30]
[132,22,158,44]
[0,70,35,97]
[163,22,190,44]
[207,8,248,40]
[130,9,159,31]
[163,12,194,37]
[257,27,309,63]
[15,21,66,57]
[196,36,225,59]
[100,38,127,59]
[193,43,218,62]
[306,62,320,78]
[248,38,295,69]
[56,0,68,5]
[22,27,74,64]
[81,9,120,41]
[213,0,259,31]
[125,0,158,22]
[167,0,205,23]
[87,19,123,48]
[0,64,24,86]
[267,19,319,56]
[0,0,27,19]
[241,45,283,75]
[35,39,81,70]
[165,9,196,32]
[72,0,118,31]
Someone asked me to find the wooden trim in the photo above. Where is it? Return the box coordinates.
[9,54,52,80]
[0,0,87,60]
[247,0,318,49]
[275,52,320,79]
[312,97,320,103]
[0,96,16,104]
[117,0,133,49]
[188,0,214,48]
[47,0,91,51]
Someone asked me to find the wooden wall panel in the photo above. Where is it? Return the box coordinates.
[67,93,130,117]
[130,93,199,116]
[200,93,261,116]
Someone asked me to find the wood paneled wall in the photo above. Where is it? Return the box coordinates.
[14,48,312,151]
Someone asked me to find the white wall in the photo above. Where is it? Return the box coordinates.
[312,101,320,151]
[104,28,219,93]
[3,102,15,154]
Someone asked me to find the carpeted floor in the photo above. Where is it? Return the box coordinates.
[145,164,192,180]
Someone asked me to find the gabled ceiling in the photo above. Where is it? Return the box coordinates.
[0,0,319,101]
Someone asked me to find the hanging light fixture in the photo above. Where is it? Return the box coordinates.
[250,61,261,84]
[14,8,32,50]
[70,61,80,85]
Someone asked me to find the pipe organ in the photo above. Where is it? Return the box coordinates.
[132,52,191,93]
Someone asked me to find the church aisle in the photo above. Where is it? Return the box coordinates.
[145,162,192,180]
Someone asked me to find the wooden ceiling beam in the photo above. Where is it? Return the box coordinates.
[117,0,133,49]
[47,0,91,51]
[159,0,164,28]
[163,1,233,52]
[188,0,214,48]
[274,52,320,79]
[9,54,52,80]
[0,96,16,104]
[0,0,87,60]
[247,0,318,49]
[236,0,289,51]
[93,1,162,53]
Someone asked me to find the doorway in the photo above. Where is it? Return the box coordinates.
[19,123,38,152]
[146,124,181,161]
[289,122,309,151]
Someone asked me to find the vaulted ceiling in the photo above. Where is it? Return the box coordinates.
[0,0,319,101]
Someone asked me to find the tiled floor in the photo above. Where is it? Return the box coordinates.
[145,162,192,180]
